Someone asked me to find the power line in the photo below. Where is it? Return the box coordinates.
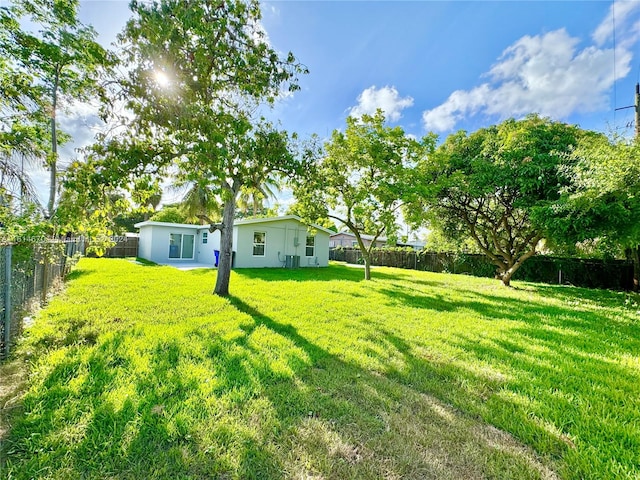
[613,0,617,128]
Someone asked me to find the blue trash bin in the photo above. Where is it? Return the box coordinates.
[214,250,220,267]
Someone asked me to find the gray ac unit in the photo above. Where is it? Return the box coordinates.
[285,255,300,268]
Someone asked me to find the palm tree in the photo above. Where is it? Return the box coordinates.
[178,182,221,224]
[236,172,279,217]
[142,190,162,221]
[0,112,48,213]
[0,150,41,211]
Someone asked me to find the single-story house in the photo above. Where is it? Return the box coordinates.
[135,221,218,265]
[329,231,387,249]
[397,240,426,251]
[134,215,332,268]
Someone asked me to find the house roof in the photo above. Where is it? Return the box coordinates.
[234,215,334,234]
[397,240,426,248]
[134,216,334,235]
[133,221,208,230]
[330,231,388,242]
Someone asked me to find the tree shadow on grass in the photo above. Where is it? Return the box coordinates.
[2,329,283,479]
[231,263,408,284]
[224,295,558,480]
[363,282,640,480]
[367,323,639,478]
[447,324,640,480]
[379,286,458,312]
[3,297,560,480]
[380,280,640,349]
[524,282,639,311]
[64,268,95,282]
[456,288,640,353]
[132,257,161,267]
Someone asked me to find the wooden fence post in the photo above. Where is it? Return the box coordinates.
[3,245,12,358]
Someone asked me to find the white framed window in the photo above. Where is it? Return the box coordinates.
[169,233,195,259]
[352,241,358,247]
[253,231,266,256]
[305,235,315,257]
[202,232,208,244]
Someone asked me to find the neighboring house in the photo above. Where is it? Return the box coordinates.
[135,215,331,268]
[329,231,387,249]
[397,240,426,251]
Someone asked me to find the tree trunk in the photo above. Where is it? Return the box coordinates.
[632,245,639,292]
[500,270,512,287]
[47,70,60,218]
[214,198,236,297]
[496,243,539,287]
[363,255,371,280]
[253,194,259,217]
[358,242,373,281]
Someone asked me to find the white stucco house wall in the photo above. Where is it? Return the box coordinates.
[134,221,220,266]
[134,215,331,268]
[232,216,331,268]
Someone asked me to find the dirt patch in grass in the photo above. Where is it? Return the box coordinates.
[281,357,558,480]
[0,357,28,442]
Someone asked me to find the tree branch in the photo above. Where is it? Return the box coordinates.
[196,214,223,232]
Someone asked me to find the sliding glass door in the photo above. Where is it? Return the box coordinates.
[169,233,195,259]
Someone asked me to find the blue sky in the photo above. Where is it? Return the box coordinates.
[39,1,640,207]
[260,0,631,138]
[74,0,640,140]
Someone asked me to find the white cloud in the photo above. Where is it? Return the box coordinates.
[423,5,640,132]
[423,84,491,132]
[266,4,280,17]
[349,85,414,122]
[58,99,104,158]
[592,0,640,46]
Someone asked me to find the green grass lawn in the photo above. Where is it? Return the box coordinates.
[1,258,639,479]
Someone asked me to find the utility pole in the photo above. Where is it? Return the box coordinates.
[635,84,640,291]
[615,82,640,139]
[615,84,640,291]
[635,83,639,139]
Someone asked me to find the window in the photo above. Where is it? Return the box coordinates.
[202,232,208,244]
[169,233,195,259]
[305,235,315,257]
[253,231,266,256]
[352,241,358,247]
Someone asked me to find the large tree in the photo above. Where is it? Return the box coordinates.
[535,132,640,290]
[412,115,585,286]
[96,0,306,296]
[295,110,433,280]
[2,0,111,217]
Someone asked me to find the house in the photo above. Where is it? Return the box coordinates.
[232,216,331,268]
[396,240,426,251]
[135,221,218,265]
[134,215,332,268]
[329,231,387,249]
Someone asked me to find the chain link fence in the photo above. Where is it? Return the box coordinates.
[0,240,83,360]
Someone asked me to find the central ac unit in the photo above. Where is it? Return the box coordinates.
[285,255,300,268]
